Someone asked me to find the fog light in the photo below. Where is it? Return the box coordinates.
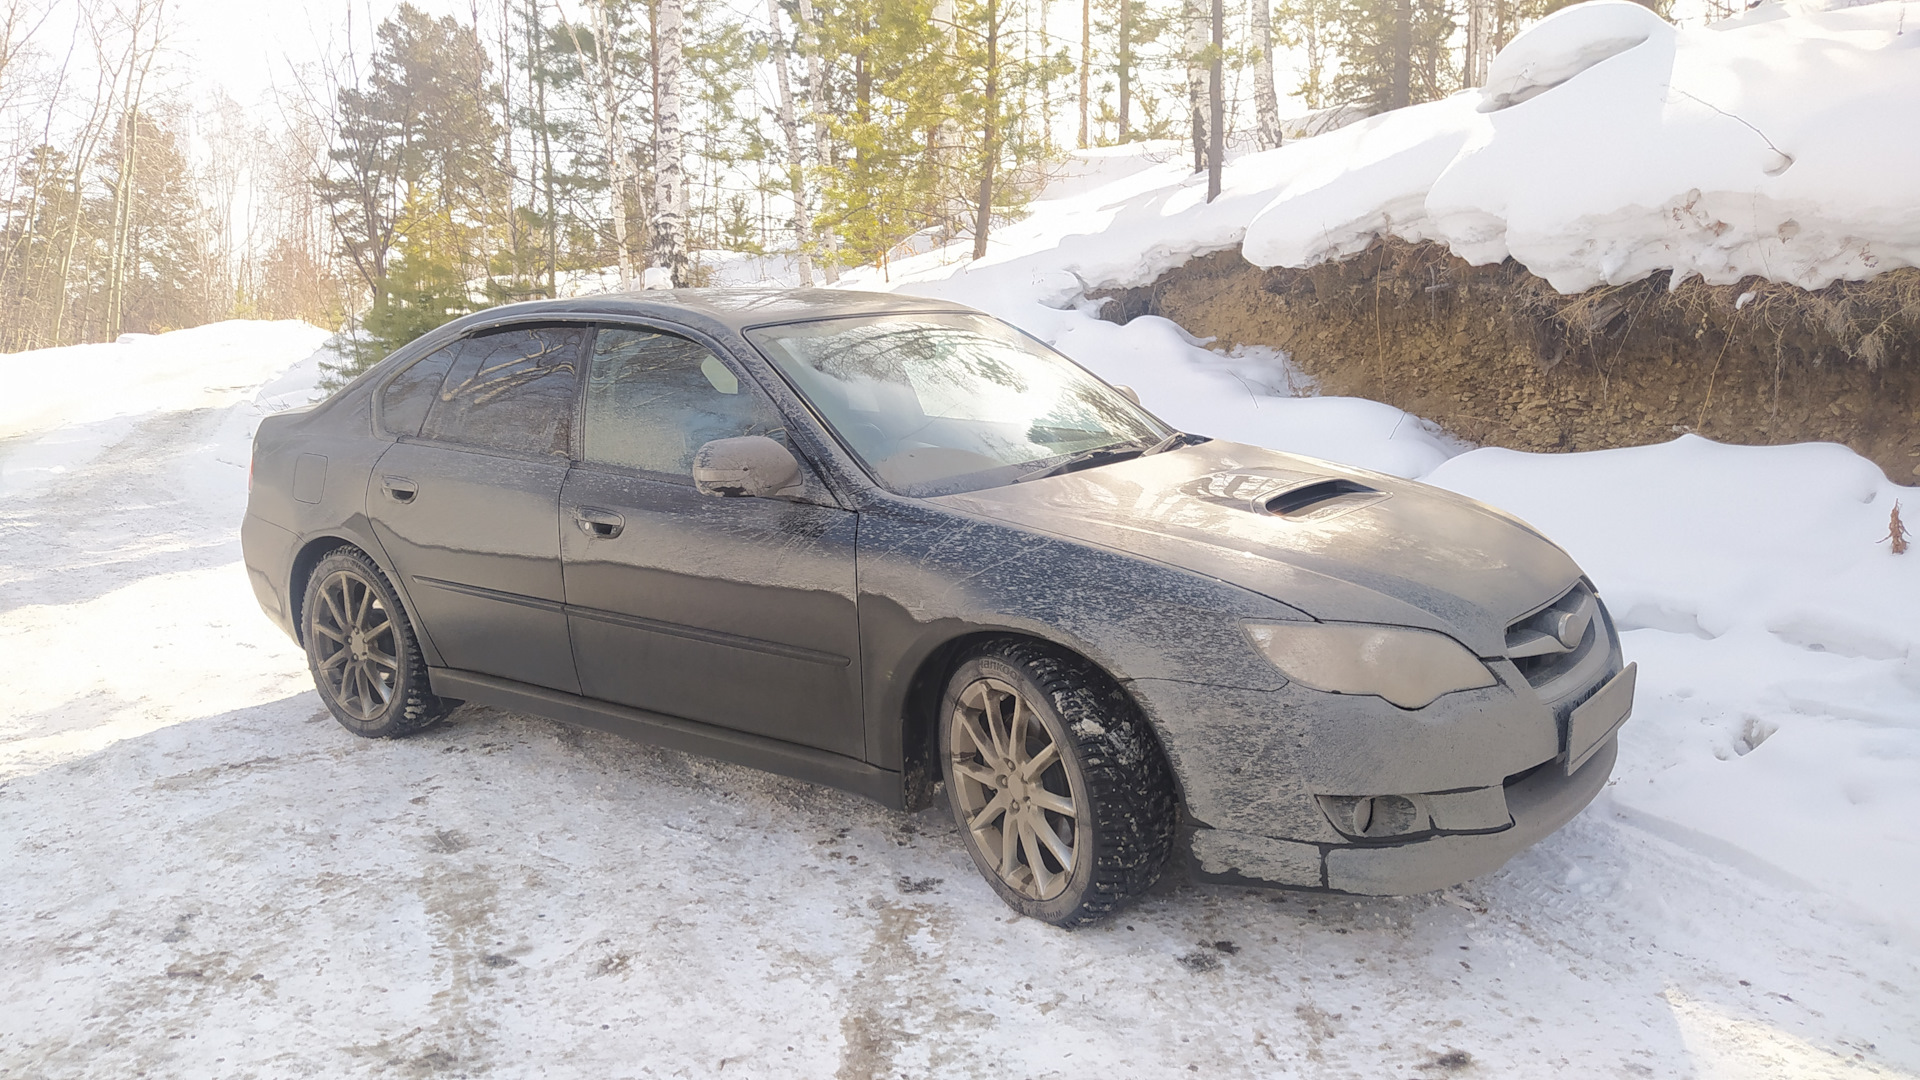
[1318,793,1427,839]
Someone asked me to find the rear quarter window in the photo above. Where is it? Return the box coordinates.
[419,326,586,456]
[379,347,456,437]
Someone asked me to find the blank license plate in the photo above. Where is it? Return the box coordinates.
[1567,662,1636,774]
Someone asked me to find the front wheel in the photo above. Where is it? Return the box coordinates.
[939,641,1176,927]
[302,547,451,738]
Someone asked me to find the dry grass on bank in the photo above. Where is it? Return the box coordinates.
[1103,242,1920,483]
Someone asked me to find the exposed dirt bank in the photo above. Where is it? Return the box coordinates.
[1099,243,1920,484]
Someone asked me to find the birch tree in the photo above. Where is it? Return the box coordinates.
[556,0,636,287]
[1077,0,1089,148]
[650,0,688,285]
[1182,0,1207,172]
[766,0,813,284]
[1250,0,1282,148]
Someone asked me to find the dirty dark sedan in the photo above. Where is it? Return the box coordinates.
[242,289,1635,926]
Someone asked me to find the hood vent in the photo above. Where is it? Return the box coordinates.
[1263,479,1389,522]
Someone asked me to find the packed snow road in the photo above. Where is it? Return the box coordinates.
[1,324,1915,1079]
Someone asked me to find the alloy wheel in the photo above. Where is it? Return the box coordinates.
[947,676,1081,901]
[309,569,400,722]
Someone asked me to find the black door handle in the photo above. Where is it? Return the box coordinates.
[574,507,624,539]
[382,476,418,503]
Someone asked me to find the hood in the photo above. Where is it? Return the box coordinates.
[934,440,1583,656]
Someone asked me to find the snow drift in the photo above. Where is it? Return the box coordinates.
[1244,0,1920,291]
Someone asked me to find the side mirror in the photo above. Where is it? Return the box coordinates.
[692,436,802,498]
[1113,384,1141,406]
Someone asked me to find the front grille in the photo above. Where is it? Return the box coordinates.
[1506,581,1602,689]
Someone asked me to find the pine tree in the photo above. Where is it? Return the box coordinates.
[1092,0,1171,143]
[1330,0,1456,112]
[92,113,211,336]
[316,3,505,375]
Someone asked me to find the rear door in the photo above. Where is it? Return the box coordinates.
[369,324,586,694]
[559,324,865,757]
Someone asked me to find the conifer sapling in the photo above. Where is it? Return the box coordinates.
[1882,501,1909,555]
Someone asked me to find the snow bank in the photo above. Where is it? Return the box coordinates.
[0,320,335,500]
[854,0,1918,305]
[1426,436,1920,932]
[1247,0,1920,291]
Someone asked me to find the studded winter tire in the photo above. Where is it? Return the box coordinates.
[302,547,451,738]
[939,640,1177,927]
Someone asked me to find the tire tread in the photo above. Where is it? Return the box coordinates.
[958,639,1177,928]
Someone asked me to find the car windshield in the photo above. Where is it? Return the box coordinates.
[748,312,1171,496]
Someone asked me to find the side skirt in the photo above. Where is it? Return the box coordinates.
[428,667,905,810]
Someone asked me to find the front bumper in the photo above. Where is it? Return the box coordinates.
[1184,735,1617,894]
[1128,612,1630,895]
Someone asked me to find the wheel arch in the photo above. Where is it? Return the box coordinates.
[894,624,1186,816]
[286,526,423,656]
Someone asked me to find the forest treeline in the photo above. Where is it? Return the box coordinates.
[0,0,1674,366]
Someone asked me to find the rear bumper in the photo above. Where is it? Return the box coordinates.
[1185,735,1617,894]
[240,513,299,641]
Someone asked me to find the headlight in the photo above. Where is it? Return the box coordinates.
[1243,621,1496,709]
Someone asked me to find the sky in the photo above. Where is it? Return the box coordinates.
[164,0,469,112]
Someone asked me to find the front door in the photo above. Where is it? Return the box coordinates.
[369,324,586,694]
[559,324,864,758]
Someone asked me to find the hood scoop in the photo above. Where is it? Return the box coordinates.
[1182,469,1391,523]
[1263,478,1389,522]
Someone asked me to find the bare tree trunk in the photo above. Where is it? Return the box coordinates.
[1465,0,1493,87]
[651,0,687,285]
[766,0,813,285]
[104,0,164,338]
[1118,0,1131,141]
[530,0,556,295]
[1207,0,1222,200]
[1184,0,1207,174]
[970,0,999,261]
[794,0,837,282]
[593,1,634,286]
[498,0,522,285]
[557,0,634,287]
[1251,0,1281,149]
[1390,0,1411,110]
[1077,0,1089,149]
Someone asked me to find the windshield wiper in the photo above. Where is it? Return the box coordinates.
[1015,443,1148,483]
[1139,431,1192,457]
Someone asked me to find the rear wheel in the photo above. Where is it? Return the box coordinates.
[939,640,1176,927]
[302,547,450,738]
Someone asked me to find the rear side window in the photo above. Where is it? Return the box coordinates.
[420,326,586,456]
[582,327,787,477]
[379,347,456,437]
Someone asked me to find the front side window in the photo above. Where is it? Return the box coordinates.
[582,326,786,478]
[419,326,585,456]
[747,313,1168,496]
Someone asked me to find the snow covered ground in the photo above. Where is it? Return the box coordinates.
[5,3,1920,1068]
[1,314,1916,1076]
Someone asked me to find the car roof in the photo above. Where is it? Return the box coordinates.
[456,287,978,336]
